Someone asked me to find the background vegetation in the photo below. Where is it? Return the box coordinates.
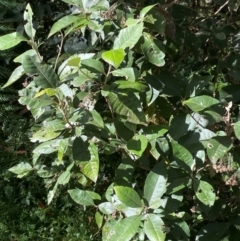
[1,0,240,240]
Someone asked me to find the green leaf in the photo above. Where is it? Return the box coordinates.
[144,162,167,208]
[234,121,240,139]
[171,141,195,172]
[95,211,103,229]
[14,49,39,63]
[142,125,169,140]
[48,15,86,38]
[112,68,140,80]
[141,32,165,66]
[0,32,27,50]
[23,55,59,88]
[9,162,32,178]
[195,222,230,241]
[86,191,101,200]
[115,81,148,92]
[33,139,66,155]
[127,135,148,156]
[30,127,62,142]
[140,4,157,18]
[193,179,216,206]
[57,163,73,185]
[67,56,81,67]
[88,110,104,128]
[35,88,57,98]
[144,214,166,241]
[206,136,232,164]
[98,202,116,214]
[81,58,105,73]
[79,142,99,182]
[2,65,25,88]
[24,4,36,39]
[58,170,71,185]
[107,92,146,125]
[102,49,125,69]
[114,186,142,208]
[113,23,144,50]
[102,215,141,241]
[47,182,58,205]
[167,177,189,194]
[68,188,94,206]
[183,95,221,112]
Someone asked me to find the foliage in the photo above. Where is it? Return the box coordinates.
[2,0,240,240]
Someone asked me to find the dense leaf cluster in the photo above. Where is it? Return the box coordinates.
[2,0,240,240]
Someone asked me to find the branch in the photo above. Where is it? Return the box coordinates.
[54,32,64,71]
[214,0,229,15]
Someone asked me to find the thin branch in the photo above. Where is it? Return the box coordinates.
[54,32,64,71]
[214,0,229,15]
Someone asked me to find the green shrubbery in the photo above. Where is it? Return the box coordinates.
[2,0,240,240]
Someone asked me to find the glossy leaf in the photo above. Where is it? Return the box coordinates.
[9,162,32,178]
[79,143,99,182]
[98,202,116,214]
[142,125,168,140]
[102,49,125,69]
[24,4,36,39]
[144,162,167,208]
[114,23,143,50]
[140,4,157,18]
[30,128,61,142]
[127,135,148,156]
[193,179,216,206]
[2,65,25,88]
[141,32,165,66]
[48,15,86,38]
[114,186,142,208]
[14,49,39,63]
[23,55,59,88]
[206,136,232,164]
[68,189,94,206]
[183,95,221,112]
[144,214,166,241]
[115,81,148,92]
[81,58,105,73]
[95,212,103,229]
[171,141,195,172]
[102,215,141,241]
[0,32,27,50]
[107,92,146,125]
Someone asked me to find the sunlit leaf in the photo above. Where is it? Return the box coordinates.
[144,214,166,241]
[0,32,27,50]
[24,4,36,39]
[114,186,142,208]
[144,162,167,208]
[102,49,125,69]
[102,215,141,241]
[68,188,94,206]
[2,65,25,88]
[193,179,216,206]
[114,23,143,50]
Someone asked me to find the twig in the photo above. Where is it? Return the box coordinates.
[214,0,229,15]
[54,32,64,71]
